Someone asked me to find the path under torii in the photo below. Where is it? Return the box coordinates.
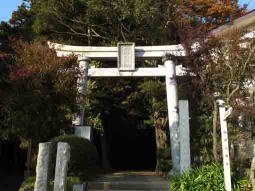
[50,42,191,175]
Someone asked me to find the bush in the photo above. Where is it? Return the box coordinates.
[50,135,99,181]
[170,163,252,191]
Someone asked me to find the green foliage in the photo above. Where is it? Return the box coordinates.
[9,2,35,41]
[170,163,252,191]
[84,80,104,134]
[50,135,99,180]
[85,77,150,136]
[139,79,168,124]
[194,114,214,164]
[30,0,178,45]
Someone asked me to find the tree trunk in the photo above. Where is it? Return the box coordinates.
[155,117,168,174]
[213,101,219,162]
[24,140,32,179]
[13,141,18,166]
[100,134,111,169]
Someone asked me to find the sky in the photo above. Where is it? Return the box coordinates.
[0,0,255,22]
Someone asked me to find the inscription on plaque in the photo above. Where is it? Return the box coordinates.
[118,42,135,71]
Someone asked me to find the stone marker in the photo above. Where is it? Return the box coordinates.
[34,142,52,191]
[179,100,191,174]
[54,142,71,191]
[218,100,232,191]
[74,126,92,141]
[73,184,86,191]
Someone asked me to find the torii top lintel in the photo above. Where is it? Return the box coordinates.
[49,42,186,61]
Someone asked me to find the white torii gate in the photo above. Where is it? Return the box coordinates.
[50,42,190,175]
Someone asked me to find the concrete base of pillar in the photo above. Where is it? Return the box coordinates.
[168,169,180,178]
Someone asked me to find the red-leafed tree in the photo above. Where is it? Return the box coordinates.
[0,40,80,170]
[180,21,255,162]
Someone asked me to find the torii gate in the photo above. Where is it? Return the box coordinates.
[50,42,191,175]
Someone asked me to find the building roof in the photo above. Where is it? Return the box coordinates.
[210,10,255,36]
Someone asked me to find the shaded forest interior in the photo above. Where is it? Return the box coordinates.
[88,77,159,171]
[110,127,156,170]
[94,106,157,170]
[0,140,26,190]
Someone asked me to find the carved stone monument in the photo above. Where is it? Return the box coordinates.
[54,142,71,191]
[34,142,52,191]
[179,100,191,173]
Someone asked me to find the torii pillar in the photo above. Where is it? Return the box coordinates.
[163,54,180,175]
[72,56,90,127]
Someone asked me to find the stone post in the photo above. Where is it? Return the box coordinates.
[163,54,180,175]
[74,126,92,141]
[179,100,191,174]
[73,184,86,191]
[34,143,52,191]
[53,142,71,191]
[218,100,232,191]
[72,56,90,127]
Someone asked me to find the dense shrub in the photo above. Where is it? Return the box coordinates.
[50,135,99,181]
[170,163,251,191]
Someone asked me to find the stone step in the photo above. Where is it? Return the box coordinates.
[87,181,169,190]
